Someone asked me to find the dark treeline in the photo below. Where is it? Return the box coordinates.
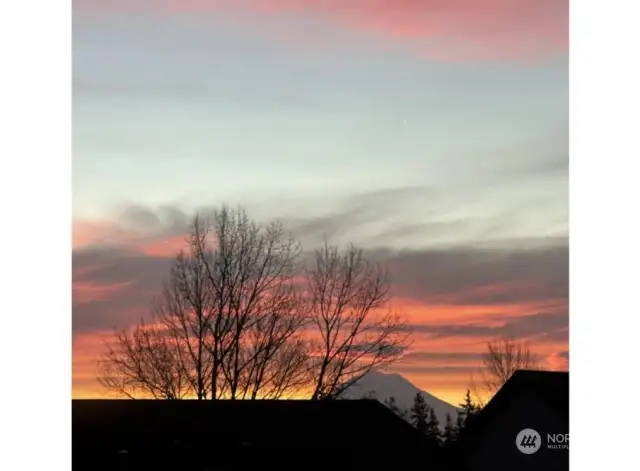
[379,335,541,449]
[383,389,481,450]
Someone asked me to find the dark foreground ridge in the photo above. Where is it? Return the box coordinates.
[73,370,569,471]
[73,398,439,471]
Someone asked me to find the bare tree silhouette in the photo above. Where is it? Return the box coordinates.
[153,238,216,400]
[98,321,191,399]
[97,206,412,400]
[306,242,410,400]
[471,337,539,406]
[196,207,306,399]
[98,206,310,400]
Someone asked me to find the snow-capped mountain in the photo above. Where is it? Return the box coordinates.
[341,371,462,426]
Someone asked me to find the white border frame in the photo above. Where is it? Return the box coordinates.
[0,0,71,469]
[571,0,640,467]
[1,0,638,469]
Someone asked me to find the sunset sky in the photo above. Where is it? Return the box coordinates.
[72,0,568,404]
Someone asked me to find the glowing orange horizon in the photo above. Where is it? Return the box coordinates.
[72,224,568,407]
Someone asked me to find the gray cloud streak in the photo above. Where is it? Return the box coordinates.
[73,196,567,342]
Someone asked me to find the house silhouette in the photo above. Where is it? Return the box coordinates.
[73,398,440,471]
[450,369,569,471]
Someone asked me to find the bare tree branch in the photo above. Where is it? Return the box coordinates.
[97,321,191,399]
[152,242,215,399]
[306,242,410,400]
[470,337,540,406]
[192,206,309,399]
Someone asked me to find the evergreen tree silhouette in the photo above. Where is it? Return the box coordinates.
[425,406,442,447]
[455,412,465,438]
[458,388,480,431]
[409,392,428,434]
[443,412,455,445]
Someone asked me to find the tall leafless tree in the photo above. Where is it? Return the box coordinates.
[306,242,410,400]
[98,206,310,400]
[193,207,307,399]
[153,239,215,399]
[471,337,540,406]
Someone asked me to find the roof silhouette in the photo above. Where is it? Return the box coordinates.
[451,369,569,471]
[73,398,438,471]
[462,369,568,437]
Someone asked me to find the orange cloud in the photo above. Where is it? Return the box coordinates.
[72,299,568,403]
[397,297,564,327]
[72,238,568,402]
[546,350,569,371]
[73,330,113,397]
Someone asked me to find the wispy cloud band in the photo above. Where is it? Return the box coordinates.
[74,0,568,62]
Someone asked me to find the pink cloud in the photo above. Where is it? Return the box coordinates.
[73,219,187,257]
[134,234,189,257]
[255,0,567,60]
[72,220,131,249]
[73,280,136,304]
[75,0,567,62]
